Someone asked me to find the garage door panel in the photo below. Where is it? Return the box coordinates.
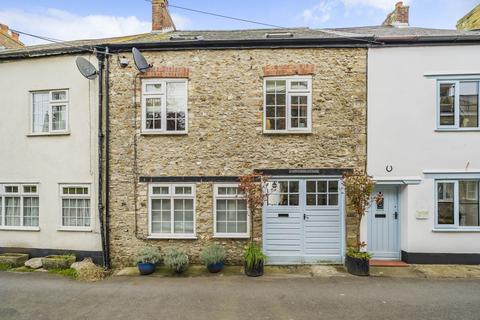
[263,178,343,264]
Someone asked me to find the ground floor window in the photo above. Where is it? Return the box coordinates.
[0,184,39,228]
[60,185,91,229]
[214,184,249,238]
[149,184,195,238]
[437,180,480,228]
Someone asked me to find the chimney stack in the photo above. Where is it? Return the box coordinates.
[152,0,176,32]
[0,23,23,49]
[382,1,409,27]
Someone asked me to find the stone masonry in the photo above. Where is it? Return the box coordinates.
[108,48,367,268]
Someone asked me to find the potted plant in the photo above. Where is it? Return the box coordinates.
[200,244,226,273]
[135,247,161,275]
[164,248,189,274]
[342,171,375,276]
[244,242,267,277]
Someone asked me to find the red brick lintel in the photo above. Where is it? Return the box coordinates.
[140,66,189,79]
[263,64,315,77]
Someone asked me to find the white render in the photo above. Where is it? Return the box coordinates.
[366,45,480,256]
[0,54,101,254]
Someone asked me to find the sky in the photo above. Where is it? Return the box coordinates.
[0,0,478,45]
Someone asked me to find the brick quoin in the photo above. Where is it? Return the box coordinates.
[263,64,315,77]
[140,66,190,79]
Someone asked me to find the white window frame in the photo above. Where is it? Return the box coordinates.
[436,79,480,130]
[58,184,92,232]
[148,183,196,239]
[30,89,70,135]
[141,79,188,134]
[213,183,250,238]
[305,179,340,208]
[0,183,40,231]
[435,180,480,230]
[263,76,312,134]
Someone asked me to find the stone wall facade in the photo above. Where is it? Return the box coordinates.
[108,47,367,268]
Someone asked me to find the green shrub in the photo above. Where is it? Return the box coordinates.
[134,247,161,265]
[200,244,226,266]
[244,242,267,269]
[0,263,12,271]
[346,247,372,261]
[164,249,189,274]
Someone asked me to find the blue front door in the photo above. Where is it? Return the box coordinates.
[367,186,400,259]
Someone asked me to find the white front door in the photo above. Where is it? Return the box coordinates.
[263,178,344,264]
[367,186,400,259]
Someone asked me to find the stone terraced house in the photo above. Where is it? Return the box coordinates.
[1,1,480,268]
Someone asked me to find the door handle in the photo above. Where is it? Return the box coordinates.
[304,214,307,220]
[394,212,398,220]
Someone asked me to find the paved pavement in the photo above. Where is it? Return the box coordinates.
[1,271,480,320]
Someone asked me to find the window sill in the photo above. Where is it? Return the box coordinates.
[0,226,40,232]
[147,234,197,240]
[57,227,92,232]
[141,131,188,136]
[213,234,250,239]
[432,228,480,233]
[263,130,312,135]
[435,128,480,132]
[27,132,70,137]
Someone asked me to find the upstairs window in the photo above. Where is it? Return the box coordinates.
[438,80,479,129]
[264,77,312,133]
[436,180,480,229]
[31,90,69,134]
[141,79,188,134]
[0,184,39,228]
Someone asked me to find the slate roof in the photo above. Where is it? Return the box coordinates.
[1,25,480,59]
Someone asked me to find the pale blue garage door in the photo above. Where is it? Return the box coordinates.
[263,179,344,264]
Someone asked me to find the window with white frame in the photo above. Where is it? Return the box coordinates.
[306,180,339,206]
[214,184,249,237]
[149,184,195,237]
[436,180,480,228]
[60,185,91,228]
[264,77,312,133]
[438,80,479,129]
[142,79,188,133]
[0,184,39,228]
[31,90,69,134]
[265,180,300,206]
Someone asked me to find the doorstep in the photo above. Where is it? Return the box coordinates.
[370,260,409,267]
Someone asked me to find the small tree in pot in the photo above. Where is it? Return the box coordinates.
[239,173,269,277]
[135,247,161,275]
[342,170,375,276]
[200,244,226,273]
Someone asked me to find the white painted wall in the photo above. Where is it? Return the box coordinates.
[367,45,480,254]
[0,54,101,252]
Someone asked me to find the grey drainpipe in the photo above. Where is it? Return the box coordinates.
[96,52,107,268]
[104,46,111,269]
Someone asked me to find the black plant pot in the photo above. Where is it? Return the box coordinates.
[245,262,264,277]
[345,255,370,276]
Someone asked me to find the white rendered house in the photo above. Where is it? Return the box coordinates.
[366,44,480,263]
[0,52,103,262]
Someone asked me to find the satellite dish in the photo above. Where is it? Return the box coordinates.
[132,47,152,73]
[76,57,98,80]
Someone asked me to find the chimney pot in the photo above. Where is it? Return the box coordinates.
[152,0,176,32]
[0,24,8,33]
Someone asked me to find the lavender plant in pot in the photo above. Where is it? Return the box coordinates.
[135,247,161,275]
[200,244,226,273]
